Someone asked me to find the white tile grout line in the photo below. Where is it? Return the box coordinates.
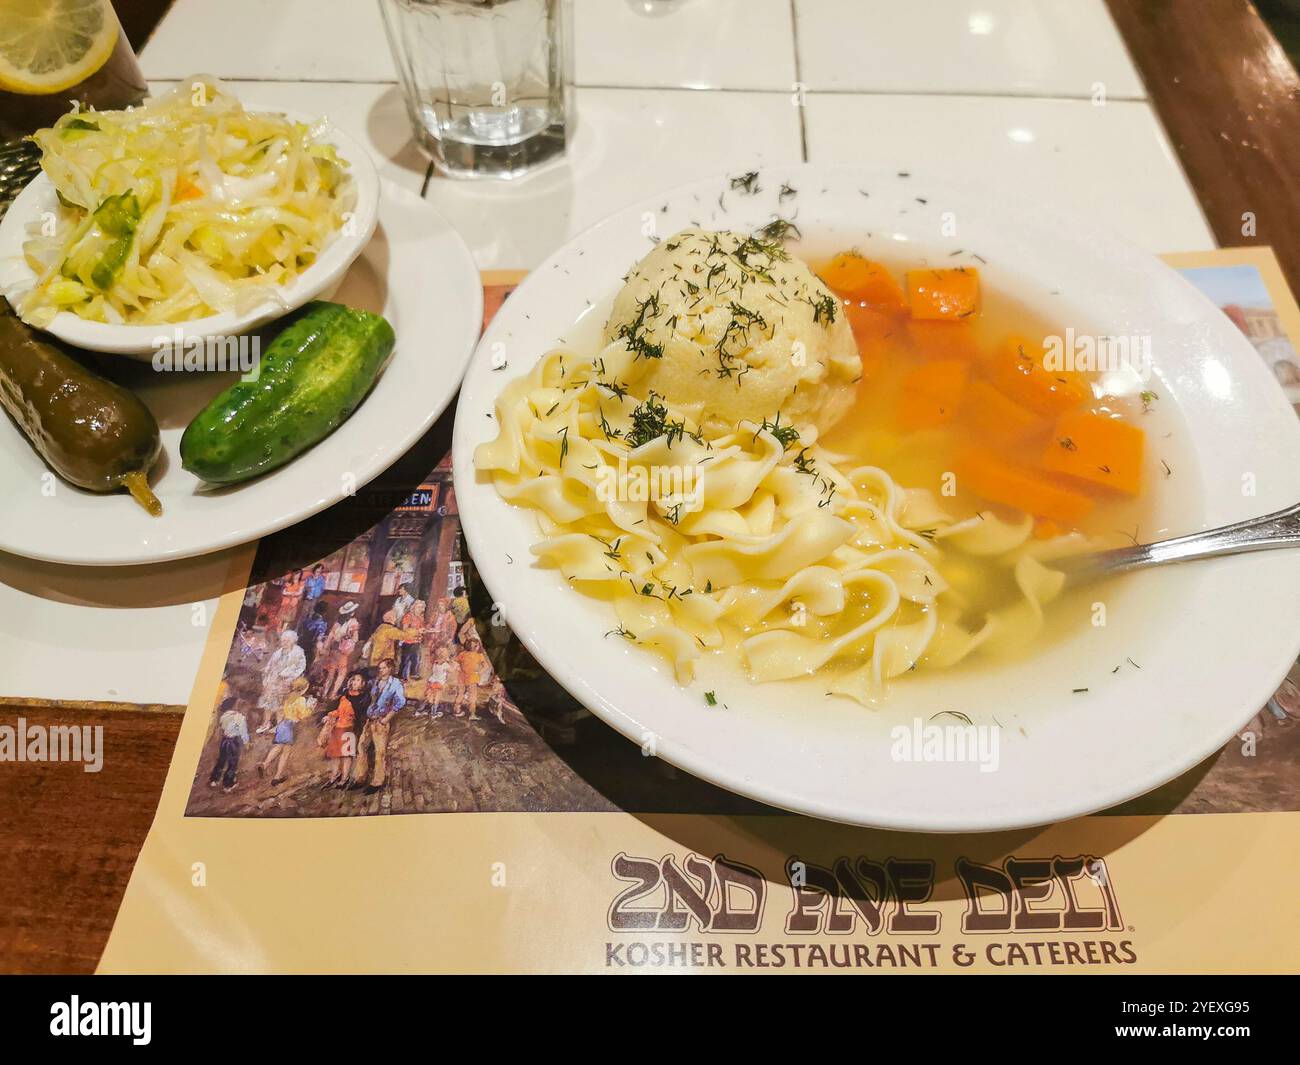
[147,74,1146,104]
[789,0,807,163]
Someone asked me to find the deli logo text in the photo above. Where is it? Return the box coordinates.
[608,852,1122,934]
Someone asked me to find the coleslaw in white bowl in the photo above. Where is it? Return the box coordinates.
[0,78,379,358]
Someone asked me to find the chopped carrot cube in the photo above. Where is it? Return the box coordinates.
[845,304,900,352]
[897,359,969,430]
[820,254,908,315]
[844,305,899,384]
[906,267,980,320]
[1033,518,1063,540]
[984,334,1090,417]
[962,379,1049,446]
[907,319,980,360]
[1041,409,1145,496]
[956,445,1094,526]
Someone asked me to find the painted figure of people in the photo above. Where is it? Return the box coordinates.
[299,601,329,673]
[303,563,327,604]
[449,587,470,626]
[320,672,368,787]
[208,697,249,792]
[425,597,457,658]
[424,645,454,718]
[398,599,426,679]
[322,601,360,699]
[363,610,422,674]
[455,628,492,721]
[259,676,314,785]
[392,581,415,626]
[257,629,306,732]
[278,569,306,629]
[352,658,405,793]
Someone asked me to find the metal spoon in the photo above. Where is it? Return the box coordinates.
[1050,501,1300,585]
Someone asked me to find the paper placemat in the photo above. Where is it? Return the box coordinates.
[99,249,1300,973]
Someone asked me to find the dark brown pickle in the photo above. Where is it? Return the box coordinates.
[0,302,161,514]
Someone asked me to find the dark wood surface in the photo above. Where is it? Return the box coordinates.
[4,0,1300,975]
[1107,0,1300,293]
[0,703,182,974]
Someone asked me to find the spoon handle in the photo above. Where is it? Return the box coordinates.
[1057,501,1300,581]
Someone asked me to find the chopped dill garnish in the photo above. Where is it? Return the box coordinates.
[704,691,718,707]
[1140,389,1159,412]
[755,217,802,242]
[733,234,789,267]
[597,406,621,440]
[808,291,837,325]
[625,392,699,448]
[616,293,665,360]
[757,413,800,449]
[729,171,761,195]
[714,302,768,378]
[588,534,624,563]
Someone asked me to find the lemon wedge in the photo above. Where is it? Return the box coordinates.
[0,0,120,96]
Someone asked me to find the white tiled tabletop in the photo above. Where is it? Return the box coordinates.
[792,0,1147,98]
[3,0,1217,707]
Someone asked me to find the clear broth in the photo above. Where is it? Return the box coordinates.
[813,257,1195,671]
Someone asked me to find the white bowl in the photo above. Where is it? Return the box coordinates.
[0,112,380,358]
[453,163,1300,832]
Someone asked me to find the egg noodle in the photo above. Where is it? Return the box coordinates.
[476,339,1078,704]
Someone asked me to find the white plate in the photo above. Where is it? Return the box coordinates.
[453,163,1300,832]
[1,181,481,566]
[0,116,380,357]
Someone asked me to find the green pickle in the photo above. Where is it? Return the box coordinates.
[181,301,396,485]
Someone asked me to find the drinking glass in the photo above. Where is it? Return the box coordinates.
[378,0,573,179]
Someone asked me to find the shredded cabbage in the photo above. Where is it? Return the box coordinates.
[18,76,356,327]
